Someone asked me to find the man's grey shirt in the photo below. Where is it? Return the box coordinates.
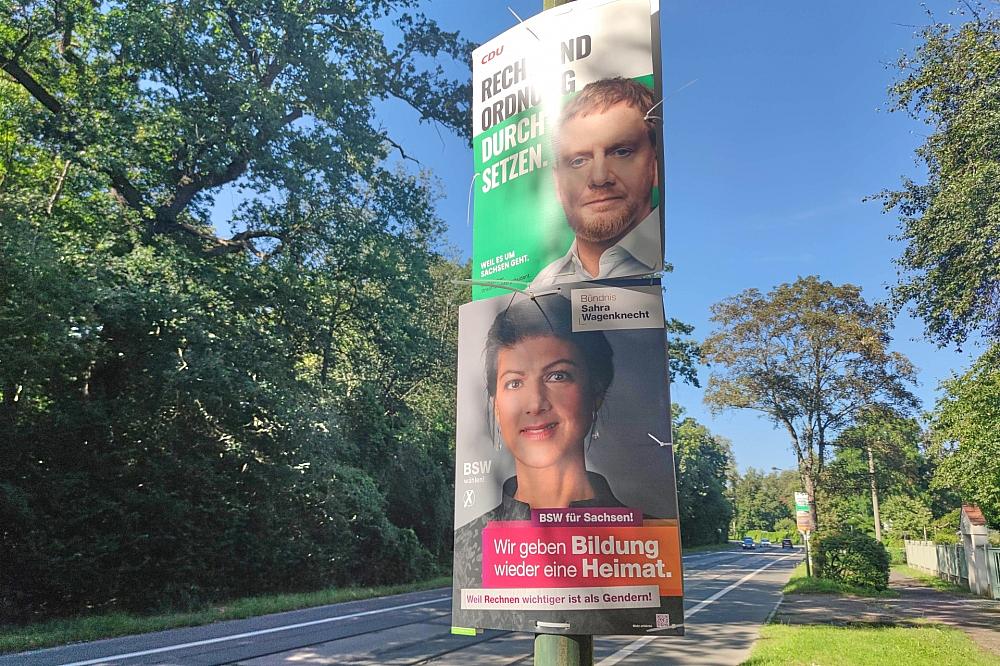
[530,208,662,287]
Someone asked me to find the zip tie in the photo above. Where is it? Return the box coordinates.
[455,279,565,300]
[643,79,700,123]
[644,98,664,122]
[648,432,671,447]
[459,280,531,296]
[466,171,479,227]
[507,6,540,40]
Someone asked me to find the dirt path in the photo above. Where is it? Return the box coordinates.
[772,570,1000,656]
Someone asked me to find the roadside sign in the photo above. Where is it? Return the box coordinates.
[794,491,815,533]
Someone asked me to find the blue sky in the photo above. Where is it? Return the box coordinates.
[377,1,982,473]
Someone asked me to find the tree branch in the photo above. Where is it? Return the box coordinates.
[223,7,260,73]
[157,107,303,223]
[46,159,71,215]
[1,60,62,113]
[384,136,418,163]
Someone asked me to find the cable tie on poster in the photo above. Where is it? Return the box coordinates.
[647,432,671,447]
[642,79,699,123]
[643,98,664,123]
[535,620,571,630]
[455,280,565,301]
[507,7,541,40]
[466,171,480,228]
[458,279,531,296]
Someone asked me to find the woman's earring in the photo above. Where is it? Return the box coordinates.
[493,420,503,451]
[591,411,600,440]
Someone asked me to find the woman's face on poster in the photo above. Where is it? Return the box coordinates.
[494,335,596,471]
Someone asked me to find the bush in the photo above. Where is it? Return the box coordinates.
[742,528,801,545]
[886,546,907,565]
[813,531,889,590]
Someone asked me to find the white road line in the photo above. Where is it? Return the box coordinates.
[595,554,797,666]
[59,595,451,666]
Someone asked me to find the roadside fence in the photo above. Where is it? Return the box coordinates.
[905,540,1000,599]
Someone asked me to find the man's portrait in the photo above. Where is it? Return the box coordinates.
[532,77,662,286]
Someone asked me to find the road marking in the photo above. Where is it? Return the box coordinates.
[59,595,451,666]
[595,554,797,666]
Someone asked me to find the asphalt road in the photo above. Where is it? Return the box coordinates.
[5,546,802,666]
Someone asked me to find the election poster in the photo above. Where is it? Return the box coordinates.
[451,280,683,635]
[471,0,664,300]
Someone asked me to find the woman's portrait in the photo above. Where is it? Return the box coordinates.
[453,284,677,528]
[483,292,624,514]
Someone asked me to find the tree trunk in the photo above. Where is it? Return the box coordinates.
[867,443,882,542]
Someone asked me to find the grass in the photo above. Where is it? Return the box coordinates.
[0,575,451,655]
[782,563,897,597]
[892,563,973,595]
[743,624,998,665]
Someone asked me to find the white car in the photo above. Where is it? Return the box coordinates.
[760,538,771,547]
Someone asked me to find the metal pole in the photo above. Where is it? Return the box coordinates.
[803,532,812,577]
[536,1,593,664]
[535,634,595,664]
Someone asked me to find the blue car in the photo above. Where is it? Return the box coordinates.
[741,537,756,550]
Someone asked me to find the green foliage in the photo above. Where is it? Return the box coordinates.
[704,276,918,528]
[928,344,1000,526]
[731,467,796,535]
[743,529,800,545]
[774,517,801,540]
[672,405,734,546]
[813,531,890,591]
[782,562,895,598]
[886,547,907,565]
[829,410,924,497]
[930,508,962,544]
[0,1,471,623]
[881,495,933,541]
[880,9,1000,346]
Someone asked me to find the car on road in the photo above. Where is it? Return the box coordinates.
[760,538,771,548]
[781,538,793,549]
[741,537,755,550]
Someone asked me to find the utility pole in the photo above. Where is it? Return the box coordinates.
[533,1,594,665]
[867,443,882,542]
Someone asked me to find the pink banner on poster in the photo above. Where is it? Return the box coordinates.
[480,523,681,596]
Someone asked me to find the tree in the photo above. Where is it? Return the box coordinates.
[929,344,1000,526]
[830,409,924,541]
[0,1,474,621]
[672,405,734,547]
[0,0,472,257]
[881,495,933,542]
[731,467,795,536]
[879,7,1000,347]
[702,276,918,529]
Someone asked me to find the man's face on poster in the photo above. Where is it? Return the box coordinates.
[553,102,657,244]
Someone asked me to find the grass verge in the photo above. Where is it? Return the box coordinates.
[743,624,997,665]
[0,576,451,655]
[782,563,896,597]
[892,564,973,595]
[683,541,738,554]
